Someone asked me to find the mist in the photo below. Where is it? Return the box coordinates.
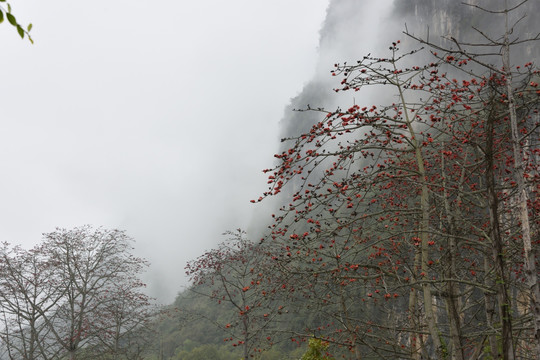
[2,0,536,306]
[0,0,329,304]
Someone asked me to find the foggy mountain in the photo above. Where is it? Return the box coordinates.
[247,0,540,224]
[276,0,540,149]
[164,1,539,357]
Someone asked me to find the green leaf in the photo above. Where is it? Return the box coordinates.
[16,25,24,39]
[6,12,16,26]
[0,0,6,3]
[7,3,10,12]
[0,11,3,24]
[27,23,32,32]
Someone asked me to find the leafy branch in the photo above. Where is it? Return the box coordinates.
[0,0,33,43]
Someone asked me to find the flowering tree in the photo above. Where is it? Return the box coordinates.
[255,3,539,358]
[406,1,540,357]
[259,43,454,358]
[185,230,284,360]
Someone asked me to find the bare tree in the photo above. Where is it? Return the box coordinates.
[0,243,65,360]
[0,226,155,360]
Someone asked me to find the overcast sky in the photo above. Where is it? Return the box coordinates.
[0,0,335,303]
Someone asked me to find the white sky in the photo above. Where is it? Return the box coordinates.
[0,0,330,303]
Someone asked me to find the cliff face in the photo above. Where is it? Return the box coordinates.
[393,0,471,41]
[279,0,539,141]
[278,0,395,141]
[392,0,540,59]
[254,0,539,231]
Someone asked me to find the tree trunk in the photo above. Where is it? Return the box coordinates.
[485,91,514,360]
[242,315,249,360]
[441,149,465,360]
[501,2,540,357]
[397,63,446,359]
[409,252,421,360]
[420,182,445,358]
[484,257,500,359]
